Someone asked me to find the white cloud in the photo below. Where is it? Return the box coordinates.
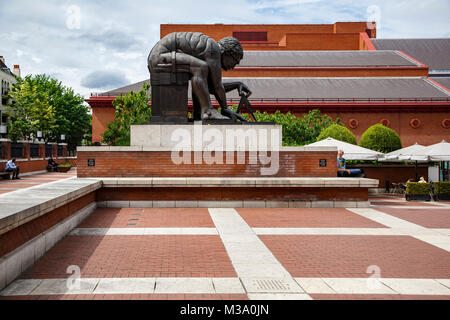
[0,0,448,98]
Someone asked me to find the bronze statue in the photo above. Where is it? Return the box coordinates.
[148,32,252,121]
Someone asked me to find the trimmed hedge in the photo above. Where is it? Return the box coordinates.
[359,124,402,153]
[406,182,431,195]
[434,182,450,195]
[317,124,357,145]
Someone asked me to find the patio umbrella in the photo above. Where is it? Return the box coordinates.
[306,137,384,160]
[419,140,450,161]
[379,143,429,181]
[381,143,428,161]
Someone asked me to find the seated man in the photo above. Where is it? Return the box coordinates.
[47,158,58,172]
[337,150,365,177]
[5,157,20,179]
[148,32,251,121]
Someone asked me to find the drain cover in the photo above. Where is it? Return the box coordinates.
[241,278,303,293]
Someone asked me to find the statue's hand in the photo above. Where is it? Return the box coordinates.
[238,83,252,98]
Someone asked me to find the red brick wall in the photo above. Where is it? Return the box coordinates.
[0,192,95,258]
[97,187,368,202]
[348,165,429,188]
[77,151,337,178]
[1,157,77,174]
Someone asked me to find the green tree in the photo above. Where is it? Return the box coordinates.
[359,124,402,153]
[101,83,151,146]
[7,74,90,150]
[7,78,56,141]
[241,109,339,146]
[317,124,357,145]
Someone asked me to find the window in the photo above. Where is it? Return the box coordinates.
[232,31,267,42]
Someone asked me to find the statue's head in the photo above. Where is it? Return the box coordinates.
[218,37,243,71]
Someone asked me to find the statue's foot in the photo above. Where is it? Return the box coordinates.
[201,108,230,120]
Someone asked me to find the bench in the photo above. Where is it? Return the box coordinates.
[0,171,13,179]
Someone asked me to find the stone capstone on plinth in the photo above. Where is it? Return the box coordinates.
[131,123,282,151]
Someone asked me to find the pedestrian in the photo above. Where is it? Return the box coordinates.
[5,157,20,179]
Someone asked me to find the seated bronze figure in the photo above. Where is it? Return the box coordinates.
[148,32,252,121]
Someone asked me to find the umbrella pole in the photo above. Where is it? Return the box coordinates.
[415,161,418,182]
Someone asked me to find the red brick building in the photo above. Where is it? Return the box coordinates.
[86,22,450,146]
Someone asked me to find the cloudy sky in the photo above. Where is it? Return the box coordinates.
[1,0,449,98]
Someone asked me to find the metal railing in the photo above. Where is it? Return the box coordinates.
[11,143,23,158]
[45,144,53,158]
[89,93,450,103]
[30,144,40,158]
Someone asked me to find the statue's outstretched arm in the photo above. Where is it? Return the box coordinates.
[223,81,252,97]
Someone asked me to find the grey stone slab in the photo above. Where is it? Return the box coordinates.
[129,201,153,208]
[288,201,312,208]
[323,278,397,294]
[0,260,5,291]
[31,278,100,295]
[294,278,336,294]
[5,251,21,286]
[153,201,176,208]
[107,201,130,208]
[243,201,266,208]
[265,201,289,208]
[1,279,42,296]
[212,278,245,294]
[380,279,450,295]
[311,201,334,208]
[94,278,156,294]
[155,278,214,294]
[175,201,198,208]
[232,264,292,278]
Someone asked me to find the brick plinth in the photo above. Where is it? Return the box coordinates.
[77,150,337,178]
[96,187,368,201]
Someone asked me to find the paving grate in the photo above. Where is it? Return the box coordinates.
[241,278,304,294]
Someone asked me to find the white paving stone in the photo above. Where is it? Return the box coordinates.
[323,278,397,294]
[209,208,293,280]
[435,279,450,289]
[1,279,42,296]
[212,278,245,294]
[294,278,336,294]
[94,278,156,294]
[380,279,450,295]
[248,293,312,300]
[155,278,214,294]
[31,278,100,295]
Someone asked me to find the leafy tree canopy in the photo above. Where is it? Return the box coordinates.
[101,83,151,146]
[7,74,91,150]
[359,124,402,153]
[317,123,357,145]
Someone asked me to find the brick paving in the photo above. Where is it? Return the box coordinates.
[0,168,76,194]
[310,294,450,300]
[79,208,215,228]
[375,208,450,228]
[2,193,450,300]
[22,235,237,279]
[0,294,248,300]
[236,208,387,228]
[259,235,450,278]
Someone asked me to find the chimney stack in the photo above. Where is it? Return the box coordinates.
[13,65,21,78]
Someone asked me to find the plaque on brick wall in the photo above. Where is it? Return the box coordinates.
[319,159,327,167]
[88,159,95,167]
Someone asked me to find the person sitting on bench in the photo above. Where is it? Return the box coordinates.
[5,157,20,179]
[337,150,365,177]
[47,158,58,172]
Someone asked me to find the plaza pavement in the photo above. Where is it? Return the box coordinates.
[1,170,450,300]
